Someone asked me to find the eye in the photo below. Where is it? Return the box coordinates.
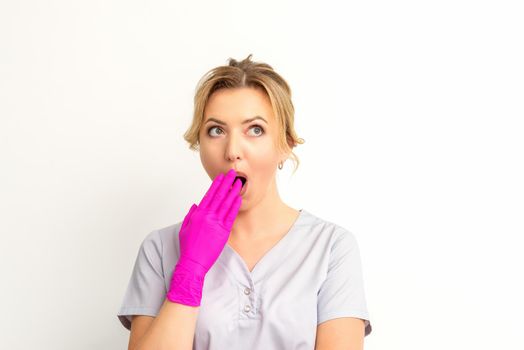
[248,124,265,136]
[207,124,265,137]
[207,126,224,137]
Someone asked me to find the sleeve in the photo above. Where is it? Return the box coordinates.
[317,228,373,337]
[117,229,167,331]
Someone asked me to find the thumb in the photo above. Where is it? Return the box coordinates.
[181,203,197,231]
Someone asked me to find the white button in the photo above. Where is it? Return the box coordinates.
[244,287,251,295]
[244,305,251,313]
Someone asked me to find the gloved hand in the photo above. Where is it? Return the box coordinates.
[166,168,243,306]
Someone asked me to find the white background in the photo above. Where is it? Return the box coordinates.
[1,1,523,349]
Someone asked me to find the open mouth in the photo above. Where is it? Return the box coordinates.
[234,176,248,195]
[234,176,247,188]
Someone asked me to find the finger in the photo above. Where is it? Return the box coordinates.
[199,173,225,209]
[181,203,197,232]
[224,195,242,230]
[209,168,237,212]
[217,178,242,221]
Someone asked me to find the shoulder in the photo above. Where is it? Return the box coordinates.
[155,221,182,243]
[138,221,182,259]
[145,222,185,267]
[301,209,358,248]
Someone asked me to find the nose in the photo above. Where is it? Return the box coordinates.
[225,133,243,163]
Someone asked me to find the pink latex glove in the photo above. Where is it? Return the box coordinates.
[166,168,243,306]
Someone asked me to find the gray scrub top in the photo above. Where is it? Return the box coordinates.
[117,209,372,349]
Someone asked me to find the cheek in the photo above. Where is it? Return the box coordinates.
[199,145,221,171]
[251,151,280,174]
[250,140,280,164]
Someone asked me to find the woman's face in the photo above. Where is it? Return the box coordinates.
[198,87,287,207]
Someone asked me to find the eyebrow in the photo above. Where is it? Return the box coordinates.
[204,116,268,125]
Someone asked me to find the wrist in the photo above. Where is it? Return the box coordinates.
[166,260,206,306]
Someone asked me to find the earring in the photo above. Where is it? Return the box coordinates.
[278,161,284,170]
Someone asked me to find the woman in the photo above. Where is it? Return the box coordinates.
[117,54,372,349]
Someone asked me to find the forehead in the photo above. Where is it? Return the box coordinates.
[204,87,274,122]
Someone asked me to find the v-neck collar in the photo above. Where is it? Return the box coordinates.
[218,209,309,284]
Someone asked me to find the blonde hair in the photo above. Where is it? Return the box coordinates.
[183,54,305,175]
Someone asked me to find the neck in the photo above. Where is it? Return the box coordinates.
[230,175,294,242]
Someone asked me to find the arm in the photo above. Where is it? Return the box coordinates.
[130,300,199,350]
[314,317,365,350]
[131,170,242,350]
